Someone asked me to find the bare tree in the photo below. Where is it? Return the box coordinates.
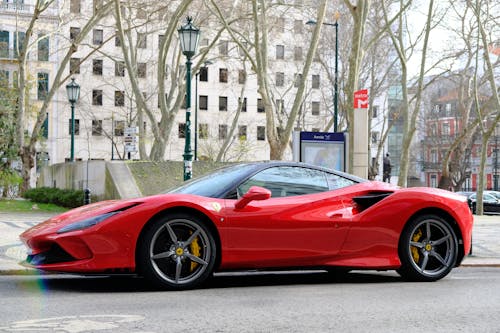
[210,0,329,160]
[14,0,114,193]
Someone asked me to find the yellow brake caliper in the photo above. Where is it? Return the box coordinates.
[411,229,422,263]
[189,232,201,272]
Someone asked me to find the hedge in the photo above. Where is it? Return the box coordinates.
[23,187,85,208]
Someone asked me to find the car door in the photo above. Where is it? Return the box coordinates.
[221,166,354,269]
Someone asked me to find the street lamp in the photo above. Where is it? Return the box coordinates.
[178,17,200,180]
[306,10,340,132]
[194,60,213,161]
[66,78,80,162]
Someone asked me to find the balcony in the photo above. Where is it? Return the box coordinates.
[0,2,58,17]
[0,1,31,12]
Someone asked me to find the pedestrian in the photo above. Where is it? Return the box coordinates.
[383,153,392,183]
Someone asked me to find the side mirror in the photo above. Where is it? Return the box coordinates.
[235,186,271,209]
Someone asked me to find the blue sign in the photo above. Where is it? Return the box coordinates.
[300,131,346,171]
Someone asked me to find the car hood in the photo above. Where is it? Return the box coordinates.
[20,199,141,238]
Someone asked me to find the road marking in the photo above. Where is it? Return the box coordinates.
[0,314,146,333]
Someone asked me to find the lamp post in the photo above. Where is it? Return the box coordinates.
[194,60,213,161]
[178,17,200,180]
[306,10,340,132]
[66,78,80,162]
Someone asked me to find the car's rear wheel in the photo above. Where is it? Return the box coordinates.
[137,213,216,290]
[397,214,458,282]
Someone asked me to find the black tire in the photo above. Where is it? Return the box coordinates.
[137,212,216,290]
[397,214,458,282]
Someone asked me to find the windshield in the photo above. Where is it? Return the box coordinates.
[166,164,255,198]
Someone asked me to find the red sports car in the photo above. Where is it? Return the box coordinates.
[20,161,473,290]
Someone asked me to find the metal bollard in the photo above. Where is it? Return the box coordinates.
[84,188,91,205]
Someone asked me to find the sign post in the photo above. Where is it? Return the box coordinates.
[124,127,138,158]
[353,89,369,179]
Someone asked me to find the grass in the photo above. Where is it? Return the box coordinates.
[0,199,68,213]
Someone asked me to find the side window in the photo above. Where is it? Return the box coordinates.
[326,173,356,190]
[238,166,329,198]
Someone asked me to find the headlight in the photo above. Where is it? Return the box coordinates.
[57,211,119,234]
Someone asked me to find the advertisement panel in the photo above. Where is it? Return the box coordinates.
[299,132,346,172]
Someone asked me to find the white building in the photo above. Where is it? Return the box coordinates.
[1,1,382,176]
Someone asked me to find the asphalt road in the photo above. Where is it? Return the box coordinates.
[1,267,500,332]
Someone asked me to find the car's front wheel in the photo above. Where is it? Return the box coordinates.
[137,213,216,290]
[397,214,458,282]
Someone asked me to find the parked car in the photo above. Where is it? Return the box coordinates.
[20,161,473,290]
[468,192,500,214]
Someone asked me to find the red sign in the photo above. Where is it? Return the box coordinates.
[353,89,369,109]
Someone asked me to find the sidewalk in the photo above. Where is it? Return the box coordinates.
[0,211,499,274]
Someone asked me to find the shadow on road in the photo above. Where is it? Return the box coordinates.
[12,270,403,293]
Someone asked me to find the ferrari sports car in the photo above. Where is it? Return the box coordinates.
[20,161,473,290]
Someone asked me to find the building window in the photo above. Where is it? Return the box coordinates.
[257,126,266,141]
[137,62,147,78]
[442,122,450,136]
[219,96,228,111]
[93,59,103,75]
[372,105,379,118]
[219,124,228,140]
[115,61,125,76]
[93,0,104,14]
[115,32,121,47]
[219,40,229,55]
[38,35,49,61]
[219,68,228,83]
[70,0,81,13]
[69,58,80,74]
[70,27,80,42]
[13,31,26,57]
[92,120,103,136]
[238,125,247,140]
[137,32,147,48]
[276,45,285,60]
[178,123,186,138]
[137,8,147,19]
[200,38,209,46]
[311,101,320,115]
[199,123,208,139]
[294,73,302,88]
[199,67,208,82]
[238,70,246,84]
[371,131,379,144]
[294,47,303,61]
[41,113,48,138]
[115,90,125,106]
[0,70,9,86]
[276,99,285,113]
[274,17,284,32]
[199,95,208,110]
[37,73,49,101]
[294,19,303,34]
[312,74,320,89]
[239,97,247,112]
[430,174,437,188]
[93,29,103,45]
[92,90,103,105]
[68,119,80,135]
[276,72,284,87]
[114,120,124,136]
[257,98,265,113]
[0,31,9,58]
